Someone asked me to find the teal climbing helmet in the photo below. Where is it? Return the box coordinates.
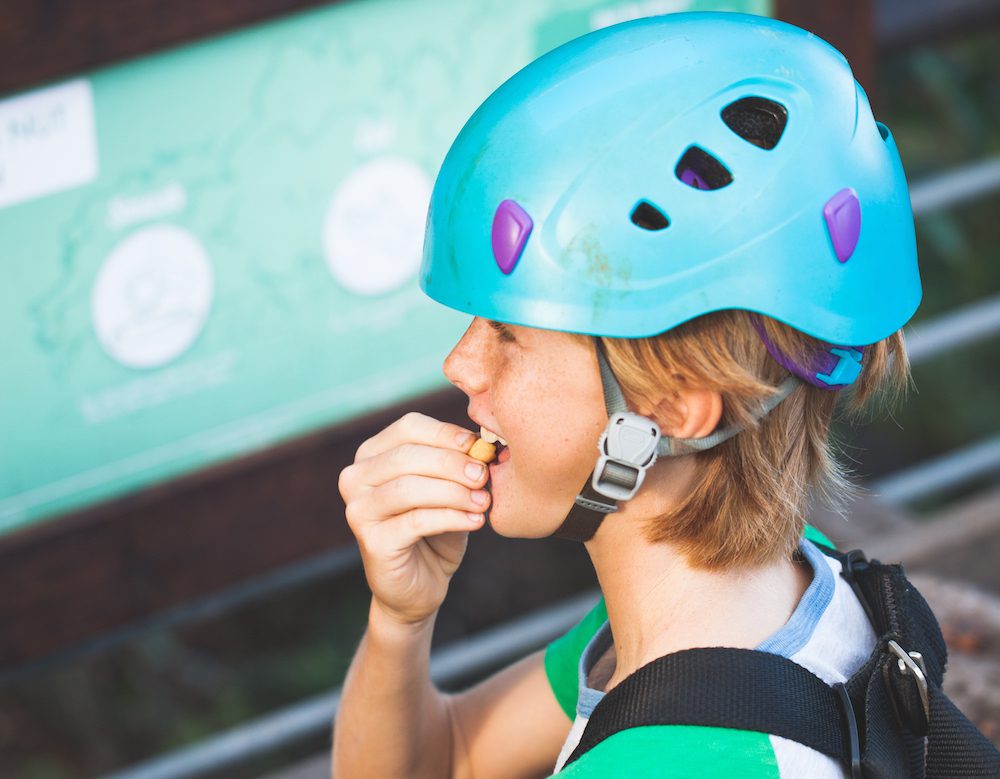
[420,12,921,352]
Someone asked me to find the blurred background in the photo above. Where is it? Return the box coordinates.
[0,1,997,777]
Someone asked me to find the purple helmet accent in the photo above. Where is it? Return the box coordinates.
[823,187,862,263]
[750,315,865,390]
[491,199,533,275]
[679,167,708,190]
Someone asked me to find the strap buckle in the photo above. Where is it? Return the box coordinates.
[887,639,930,726]
[574,492,618,514]
[592,412,660,502]
[816,347,864,387]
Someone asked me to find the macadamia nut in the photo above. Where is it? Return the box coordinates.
[468,438,497,463]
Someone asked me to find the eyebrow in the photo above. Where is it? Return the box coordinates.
[487,320,517,343]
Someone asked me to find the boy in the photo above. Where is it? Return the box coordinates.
[334,12,936,778]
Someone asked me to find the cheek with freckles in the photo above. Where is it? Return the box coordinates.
[521,431,599,512]
[487,343,607,536]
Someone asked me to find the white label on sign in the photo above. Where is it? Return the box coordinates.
[92,224,215,369]
[323,156,431,296]
[0,79,99,210]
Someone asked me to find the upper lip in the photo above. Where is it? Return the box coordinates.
[468,411,506,443]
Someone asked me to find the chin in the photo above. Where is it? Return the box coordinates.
[485,503,564,540]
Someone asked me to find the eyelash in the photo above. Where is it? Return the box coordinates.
[488,320,516,344]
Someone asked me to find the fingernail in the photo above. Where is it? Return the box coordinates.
[471,489,489,506]
[456,431,475,449]
[465,462,485,480]
[466,512,483,524]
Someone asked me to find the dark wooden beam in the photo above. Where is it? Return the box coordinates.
[776,0,876,102]
[0,0,338,95]
[1,0,883,99]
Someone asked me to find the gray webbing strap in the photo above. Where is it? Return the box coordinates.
[657,376,799,456]
[597,346,627,415]
[554,345,801,542]
[597,346,799,456]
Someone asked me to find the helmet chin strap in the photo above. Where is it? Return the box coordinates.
[552,342,800,542]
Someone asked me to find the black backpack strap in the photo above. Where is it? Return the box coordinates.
[562,647,856,769]
[564,545,1000,777]
[831,546,1000,778]
[925,685,1000,778]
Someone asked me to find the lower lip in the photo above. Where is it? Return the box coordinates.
[486,450,509,525]
[488,448,510,480]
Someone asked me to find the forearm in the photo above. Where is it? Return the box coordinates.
[332,599,455,779]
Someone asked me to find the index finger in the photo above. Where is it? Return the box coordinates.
[355,412,476,462]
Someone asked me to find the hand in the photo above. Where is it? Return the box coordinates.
[339,412,491,627]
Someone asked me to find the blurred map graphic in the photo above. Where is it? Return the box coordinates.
[0,0,769,531]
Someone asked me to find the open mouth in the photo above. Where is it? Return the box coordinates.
[480,427,511,465]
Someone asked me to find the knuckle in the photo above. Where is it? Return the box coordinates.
[453,449,476,475]
[441,447,462,469]
[343,501,360,531]
[338,465,356,499]
[438,422,463,447]
[400,411,426,434]
[392,474,418,502]
[394,442,419,465]
[450,483,472,507]
[454,481,475,506]
[354,525,375,557]
[407,510,427,537]
[423,445,450,475]
[354,440,373,462]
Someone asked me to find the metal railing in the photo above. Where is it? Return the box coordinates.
[102,592,600,779]
[909,156,1000,217]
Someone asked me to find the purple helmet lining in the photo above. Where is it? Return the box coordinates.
[679,167,708,190]
[749,315,865,390]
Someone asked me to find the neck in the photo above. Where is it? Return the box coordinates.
[584,458,811,691]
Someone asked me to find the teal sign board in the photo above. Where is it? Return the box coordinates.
[0,0,771,533]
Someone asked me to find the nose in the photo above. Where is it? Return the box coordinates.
[443,318,491,397]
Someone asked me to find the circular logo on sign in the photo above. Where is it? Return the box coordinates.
[323,156,432,296]
[91,224,214,369]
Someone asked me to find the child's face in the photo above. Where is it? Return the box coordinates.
[444,318,608,538]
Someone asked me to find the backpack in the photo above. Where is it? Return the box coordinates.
[563,546,1000,778]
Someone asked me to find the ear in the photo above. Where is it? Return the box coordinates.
[641,384,723,440]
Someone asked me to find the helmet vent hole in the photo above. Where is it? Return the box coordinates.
[877,122,890,141]
[631,200,670,231]
[675,146,733,191]
[721,97,787,150]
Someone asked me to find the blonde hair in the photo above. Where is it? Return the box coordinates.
[599,310,910,570]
